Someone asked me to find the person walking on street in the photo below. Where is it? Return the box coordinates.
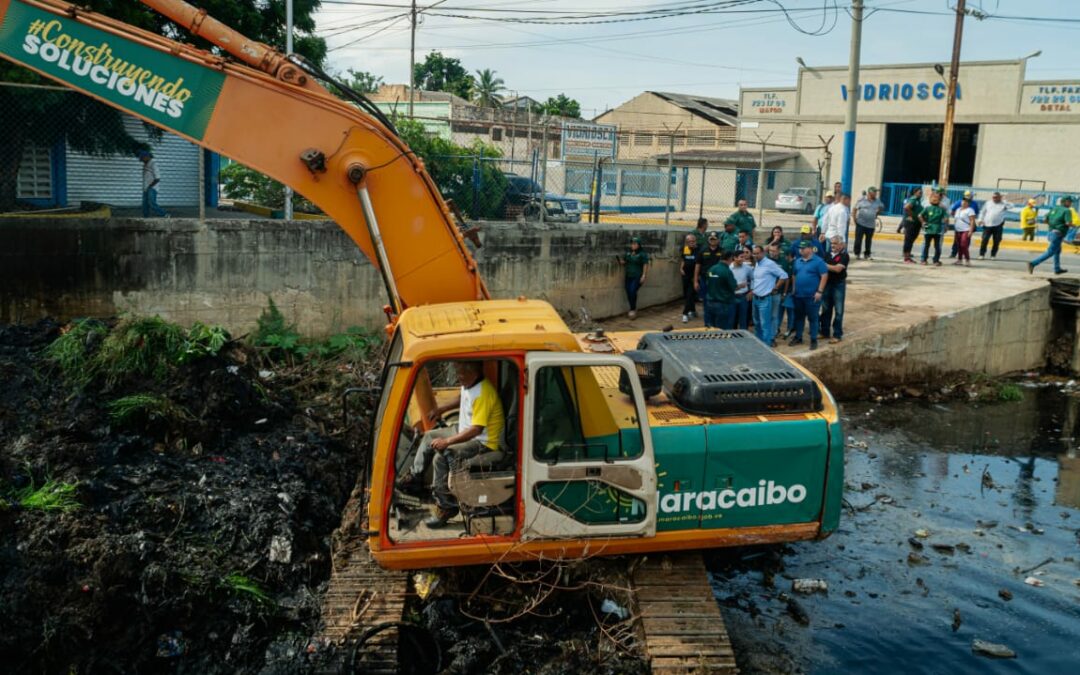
[730,249,752,329]
[952,196,976,266]
[1020,198,1039,241]
[949,190,978,259]
[920,191,947,266]
[1029,196,1073,275]
[725,199,756,238]
[977,191,1008,259]
[695,232,724,304]
[617,237,650,318]
[813,192,834,232]
[138,149,169,218]
[819,236,850,344]
[680,233,699,323]
[704,250,738,329]
[852,186,884,260]
[750,245,788,347]
[789,241,829,350]
[821,193,851,243]
[900,187,924,263]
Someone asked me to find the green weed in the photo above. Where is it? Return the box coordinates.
[92,316,187,385]
[997,383,1024,402]
[180,322,231,363]
[222,573,274,605]
[44,319,107,384]
[107,394,192,426]
[10,477,80,512]
[253,298,379,361]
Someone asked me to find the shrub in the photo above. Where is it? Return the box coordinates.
[107,394,192,427]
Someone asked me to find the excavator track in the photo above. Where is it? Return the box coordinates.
[631,553,738,674]
[318,491,409,674]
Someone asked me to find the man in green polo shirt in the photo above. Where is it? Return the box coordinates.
[704,250,738,329]
[919,191,948,266]
[718,220,740,254]
[1029,195,1073,275]
[725,199,756,237]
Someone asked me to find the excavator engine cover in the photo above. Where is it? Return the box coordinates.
[636,330,823,416]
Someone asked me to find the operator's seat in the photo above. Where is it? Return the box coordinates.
[449,364,518,534]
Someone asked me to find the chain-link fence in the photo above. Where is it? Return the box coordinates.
[2,81,217,217]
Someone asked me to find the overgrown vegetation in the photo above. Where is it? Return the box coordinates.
[47,317,232,387]
[5,476,80,512]
[107,394,192,427]
[997,383,1024,402]
[221,573,274,606]
[219,162,318,212]
[252,298,378,361]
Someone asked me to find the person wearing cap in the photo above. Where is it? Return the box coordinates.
[718,219,740,254]
[724,199,756,238]
[704,250,738,329]
[679,233,700,323]
[813,192,834,232]
[949,190,979,259]
[750,244,788,347]
[1028,196,1072,275]
[900,186,924,264]
[617,237,650,318]
[695,232,724,305]
[138,149,169,218]
[821,193,851,242]
[852,186,884,260]
[1020,198,1039,241]
[952,196,977,266]
[789,240,829,350]
[919,191,948,266]
[977,191,1008,260]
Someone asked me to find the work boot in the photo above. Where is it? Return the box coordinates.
[788,337,803,346]
[810,340,819,351]
[424,506,460,528]
[628,310,637,319]
[1028,262,1035,274]
[1056,269,1069,275]
[396,471,425,496]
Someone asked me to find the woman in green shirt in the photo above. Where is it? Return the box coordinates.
[920,192,948,266]
[618,237,650,318]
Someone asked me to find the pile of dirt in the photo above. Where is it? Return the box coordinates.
[0,319,365,672]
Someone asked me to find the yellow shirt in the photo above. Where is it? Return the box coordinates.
[460,378,505,450]
[1071,208,1080,228]
[1020,205,1039,230]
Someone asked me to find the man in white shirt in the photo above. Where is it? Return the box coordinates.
[821,193,851,242]
[977,191,1008,260]
[138,149,169,218]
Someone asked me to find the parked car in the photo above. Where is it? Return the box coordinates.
[503,173,582,223]
[774,187,817,214]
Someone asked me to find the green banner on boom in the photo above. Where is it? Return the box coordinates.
[0,0,224,140]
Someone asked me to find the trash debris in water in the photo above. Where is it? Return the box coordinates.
[792,579,828,595]
[971,639,1016,659]
[914,529,930,538]
[599,598,630,621]
[413,571,440,600]
[1023,576,1045,587]
[998,589,1013,601]
[156,631,185,658]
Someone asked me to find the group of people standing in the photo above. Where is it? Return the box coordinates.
[671,218,848,351]
[897,187,1011,266]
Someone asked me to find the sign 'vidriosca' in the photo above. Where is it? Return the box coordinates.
[0,0,224,140]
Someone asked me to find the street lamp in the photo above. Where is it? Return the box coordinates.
[1023,50,1042,61]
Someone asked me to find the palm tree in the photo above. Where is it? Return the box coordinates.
[472,69,506,108]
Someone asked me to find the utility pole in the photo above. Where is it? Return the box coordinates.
[408,0,417,117]
[839,0,863,200]
[663,123,681,226]
[754,131,773,227]
[283,0,293,220]
[938,0,966,188]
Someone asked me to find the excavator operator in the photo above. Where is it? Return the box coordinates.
[398,361,505,528]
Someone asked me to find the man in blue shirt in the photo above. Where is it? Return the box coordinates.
[789,240,829,350]
[750,245,789,347]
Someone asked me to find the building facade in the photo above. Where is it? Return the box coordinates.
[595,91,739,160]
[739,59,1080,209]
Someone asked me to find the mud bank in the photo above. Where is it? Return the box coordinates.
[0,320,361,672]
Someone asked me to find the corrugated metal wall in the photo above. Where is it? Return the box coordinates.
[65,116,200,207]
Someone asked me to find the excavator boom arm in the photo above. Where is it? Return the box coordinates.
[0,0,490,312]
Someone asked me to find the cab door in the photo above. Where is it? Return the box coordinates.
[521,353,657,541]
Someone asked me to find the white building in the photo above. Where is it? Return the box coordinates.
[739,58,1080,212]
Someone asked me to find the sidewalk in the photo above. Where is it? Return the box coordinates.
[598,211,1079,255]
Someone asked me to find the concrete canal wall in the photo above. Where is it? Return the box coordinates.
[0,218,686,334]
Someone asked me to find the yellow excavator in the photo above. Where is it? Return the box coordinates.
[0,0,844,668]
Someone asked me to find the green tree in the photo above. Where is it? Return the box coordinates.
[334,68,383,95]
[472,69,505,108]
[0,0,326,212]
[540,94,582,119]
[412,51,474,100]
[395,119,507,219]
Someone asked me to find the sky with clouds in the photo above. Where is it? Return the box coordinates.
[315,0,1080,118]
